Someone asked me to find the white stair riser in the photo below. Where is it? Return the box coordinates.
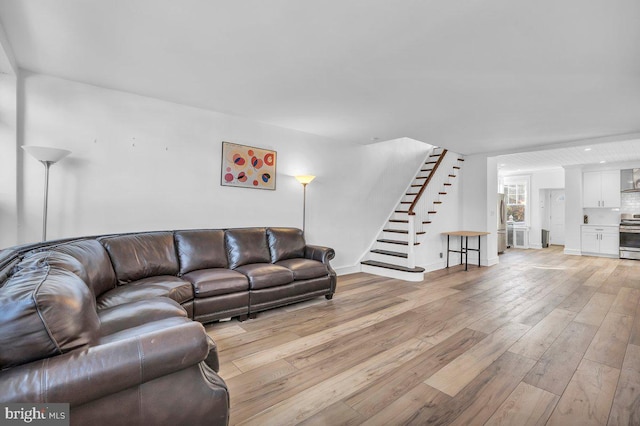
[369,252,410,266]
[382,231,411,242]
[388,221,409,231]
[392,212,409,220]
[376,241,410,252]
[361,264,424,282]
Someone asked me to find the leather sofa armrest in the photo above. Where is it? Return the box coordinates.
[0,318,210,406]
[204,334,220,372]
[305,245,337,294]
[304,245,335,264]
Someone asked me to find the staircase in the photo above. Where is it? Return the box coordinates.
[361,147,464,281]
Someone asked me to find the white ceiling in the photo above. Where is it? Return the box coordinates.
[0,0,639,156]
[497,138,640,174]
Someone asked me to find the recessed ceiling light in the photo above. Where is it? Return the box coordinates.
[499,164,506,167]
[585,148,592,151]
[600,160,606,163]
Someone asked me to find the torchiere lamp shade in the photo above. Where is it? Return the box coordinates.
[22,146,72,163]
[295,175,316,185]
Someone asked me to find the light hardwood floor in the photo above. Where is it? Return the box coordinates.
[206,246,640,425]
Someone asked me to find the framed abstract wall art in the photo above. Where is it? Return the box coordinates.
[221,142,277,190]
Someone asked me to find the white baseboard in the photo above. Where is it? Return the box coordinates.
[485,256,499,266]
[529,243,543,249]
[564,248,582,256]
[424,260,447,272]
[335,265,361,276]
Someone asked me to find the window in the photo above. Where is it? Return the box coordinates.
[504,177,529,224]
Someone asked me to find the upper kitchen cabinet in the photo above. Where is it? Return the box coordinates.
[583,170,620,208]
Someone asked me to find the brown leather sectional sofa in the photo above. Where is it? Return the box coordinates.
[0,227,336,425]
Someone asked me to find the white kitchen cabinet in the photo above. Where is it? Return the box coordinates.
[583,171,620,208]
[581,225,619,257]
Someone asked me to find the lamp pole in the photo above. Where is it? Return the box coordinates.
[41,160,53,241]
[294,175,316,234]
[302,182,308,233]
[22,146,72,241]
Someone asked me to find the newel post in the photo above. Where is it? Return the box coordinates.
[407,214,416,268]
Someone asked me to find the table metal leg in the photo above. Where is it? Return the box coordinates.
[460,236,463,266]
[465,236,468,271]
[446,235,450,268]
[478,235,481,267]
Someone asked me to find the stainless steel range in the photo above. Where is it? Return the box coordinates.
[620,213,640,259]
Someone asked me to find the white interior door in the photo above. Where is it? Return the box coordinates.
[549,189,565,245]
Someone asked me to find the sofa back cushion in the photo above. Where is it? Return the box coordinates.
[225,228,270,269]
[267,227,306,263]
[21,244,116,298]
[175,230,227,274]
[100,232,179,284]
[0,264,100,369]
[33,240,117,298]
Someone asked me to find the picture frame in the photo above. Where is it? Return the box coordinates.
[220,142,277,190]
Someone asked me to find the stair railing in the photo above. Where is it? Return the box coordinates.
[405,149,448,269]
[408,149,448,216]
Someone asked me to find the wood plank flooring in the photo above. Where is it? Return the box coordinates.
[206,246,640,425]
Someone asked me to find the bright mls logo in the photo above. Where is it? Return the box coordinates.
[0,404,69,425]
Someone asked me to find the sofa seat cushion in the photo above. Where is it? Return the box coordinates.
[182,268,249,298]
[96,276,194,310]
[276,258,329,281]
[234,263,294,290]
[98,297,188,336]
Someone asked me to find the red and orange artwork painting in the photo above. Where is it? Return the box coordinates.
[221,142,277,190]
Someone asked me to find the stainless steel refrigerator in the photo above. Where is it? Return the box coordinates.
[497,193,507,254]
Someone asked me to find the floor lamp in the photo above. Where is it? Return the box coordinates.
[22,146,72,241]
[294,175,315,233]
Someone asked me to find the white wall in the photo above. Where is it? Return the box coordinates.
[0,73,18,249]
[459,154,498,267]
[563,166,583,255]
[15,72,430,273]
[528,169,564,248]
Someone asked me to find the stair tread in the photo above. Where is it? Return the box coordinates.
[384,229,409,233]
[434,201,442,204]
[370,249,408,259]
[428,211,437,214]
[395,210,409,213]
[458,158,465,161]
[453,166,461,169]
[449,174,457,177]
[361,260,425,273]
[377,239,421,246]
[383,229,425,235]
[439,192,447,195]
[389,219,408,223]
[444,183,452,186]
